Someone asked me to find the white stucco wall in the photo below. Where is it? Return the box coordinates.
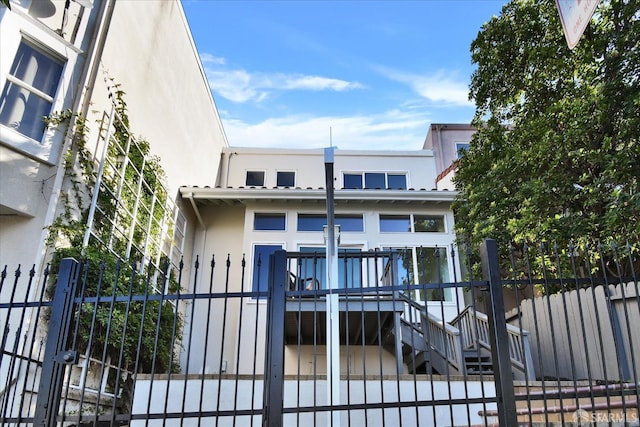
[423,124,475,177]
[95,0,227,195]
[218,148,437,190]
[131,377,497,426]
[0,0,227,270]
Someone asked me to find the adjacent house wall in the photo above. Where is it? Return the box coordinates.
[423,123,475,178]
[0,0,227,274]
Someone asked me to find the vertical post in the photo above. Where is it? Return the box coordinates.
[479,239,517,427]
[324,147,340,427]
[34,258,81,427]
[263,250,287,427]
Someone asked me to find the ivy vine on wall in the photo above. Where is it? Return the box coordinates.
[45,84,183,399]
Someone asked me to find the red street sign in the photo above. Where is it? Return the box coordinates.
[555,0,601,49]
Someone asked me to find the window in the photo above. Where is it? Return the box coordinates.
[246,171,265,186]
[252,245,283,296]
[380,214,446,233]
[254,213,285,230]
[387,247,452,301]
[379,215,411,232]
[414,215,446,232]
[276,171,295,187]
[0,40,64,141]
[343,174,362,189]
[387,174,407,189]
[365,173,385,189]
[297,214,364,232]
[296,247,362,289]
[343,172,406,189]
[456,143,470,158]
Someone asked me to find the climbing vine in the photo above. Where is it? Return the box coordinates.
[46,83,183,390]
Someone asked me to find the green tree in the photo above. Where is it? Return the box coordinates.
[453,0,639,276]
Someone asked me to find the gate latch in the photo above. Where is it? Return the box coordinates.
[55,350,78,365]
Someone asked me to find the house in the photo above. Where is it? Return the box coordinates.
[422,123,475,190]
[179,146,464,377]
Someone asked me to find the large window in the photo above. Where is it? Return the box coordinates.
[343,172,407,189]
[245,171,265,186]
[254,213,286,230]
[297,214,364,232]
[387,247,452,301]
[252,244,283,296]
[0,40,64,141]
[295,247,362,289]
[380,214,446,233]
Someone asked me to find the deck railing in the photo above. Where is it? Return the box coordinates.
[452,306,536,380]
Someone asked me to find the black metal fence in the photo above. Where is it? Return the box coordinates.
[1,239,638,426]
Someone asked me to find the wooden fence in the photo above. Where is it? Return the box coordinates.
[507,282,639,382]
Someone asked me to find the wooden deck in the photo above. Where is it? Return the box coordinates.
[284,297,405,346]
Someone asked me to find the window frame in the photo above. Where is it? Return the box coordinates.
[251,243,284,298]
[297,213,364,232]
[342,172,407,190]
[253,212,286,231]
[385,246,452,302]
[0,39,65,142]
[245,170,265,187]
[0,26,73,162]
[455,142,470,159]
[379,214,447,233]
[296,246,363,289]
[276,170,295,187]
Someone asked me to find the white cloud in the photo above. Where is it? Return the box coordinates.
[204,67,362,103]
[200,53,226,65]
[280,75,363,91]
[378,67,473,107]
[221,109,430,151]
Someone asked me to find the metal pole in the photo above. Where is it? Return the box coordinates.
[34,258,81,427]
[324,147,340,426]
[480,239,518,426]
[263,250,287,427]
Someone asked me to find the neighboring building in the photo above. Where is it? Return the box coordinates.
[0,0,227,414]
[180,146,463,376]
[0,0,227,278]
[422,123,475,190]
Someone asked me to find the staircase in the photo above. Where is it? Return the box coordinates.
[463,349,493,375]
[390,296,534,380]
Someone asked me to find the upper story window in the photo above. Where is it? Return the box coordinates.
[414,215,446,232]
[380,214,446,233]
[254,213,286,230]
[276,171,295,187]
[456,143,470,159]
[343,172,407,189]
[379,215,411,232]
[246,171,265,186]
[0,40,64,141]
[297,214,364,232]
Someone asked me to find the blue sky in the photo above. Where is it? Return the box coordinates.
[181,1,505,150]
